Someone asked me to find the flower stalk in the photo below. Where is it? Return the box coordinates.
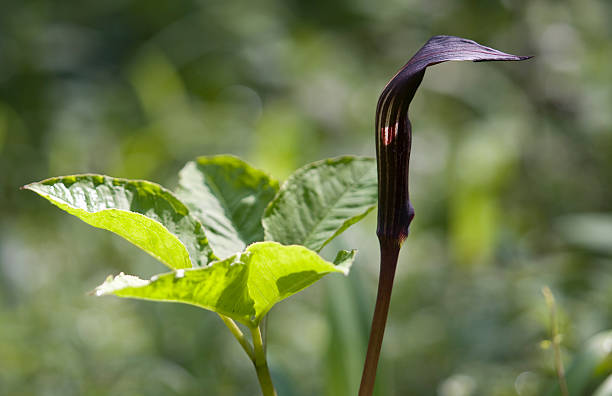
[359,36,531,396]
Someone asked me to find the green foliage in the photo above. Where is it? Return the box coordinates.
[23,175,215,269]
[6,2,612,393]
[24,156,375,325]
[176,155,279,259]
[95,242,355,327]
[263,157,377,252]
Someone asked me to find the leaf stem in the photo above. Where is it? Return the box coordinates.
[219,314,254,360]
[359,239,400,396]
[251,325,278,396]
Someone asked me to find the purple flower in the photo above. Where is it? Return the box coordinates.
[360,35,531,396]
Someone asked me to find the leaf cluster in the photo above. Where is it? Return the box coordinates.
[24,155,377,327]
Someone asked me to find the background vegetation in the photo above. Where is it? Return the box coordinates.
[1,0,611,395]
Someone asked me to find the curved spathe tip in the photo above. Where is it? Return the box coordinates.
[375,35,531,244]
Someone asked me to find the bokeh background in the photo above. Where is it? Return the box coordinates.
[1,0,612,395]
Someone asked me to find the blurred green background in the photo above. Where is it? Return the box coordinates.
[1,0,612,395]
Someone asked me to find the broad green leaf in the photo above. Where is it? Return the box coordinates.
[176,155,279,259]
[262,156,377,252]
[23,175,215,269]
[94,242,355,327]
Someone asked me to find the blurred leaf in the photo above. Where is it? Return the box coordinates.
[176,155,279,259]
[252,103,312,180]
[594,375,612,396]
[94,242,355,327]
[23,175,215,269]
[262,156,377,252]
[546,331,612,396]
[450,190,497,267]
[556,213,612,255]
[324,273,367,396]
[128,46,189,120]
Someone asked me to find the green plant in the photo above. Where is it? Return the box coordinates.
[23,35,534,395]
[23,155,377,396]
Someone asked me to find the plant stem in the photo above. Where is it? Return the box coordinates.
[359,239,400,396]
[261,316,268,353]
[219,314,254,360]
[251,325,278,396]
[542,287,569,396]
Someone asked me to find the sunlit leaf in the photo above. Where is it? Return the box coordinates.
[176,155,279,259]
[23,175,215,269]
[94,242,355,327]
[262,156,377,252]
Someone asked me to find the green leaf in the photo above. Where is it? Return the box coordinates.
[176,155,279,259]
[94,242,355,327]
[23,175,215,269]
[332,249,357,272]
[262,156,377,252]
[556,213,612,256]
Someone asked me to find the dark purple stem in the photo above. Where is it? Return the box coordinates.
[358,238,400,396]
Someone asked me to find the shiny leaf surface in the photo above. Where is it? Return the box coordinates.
[24,175,215,269]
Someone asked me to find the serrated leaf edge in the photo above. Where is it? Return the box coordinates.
[262,156,376,251]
